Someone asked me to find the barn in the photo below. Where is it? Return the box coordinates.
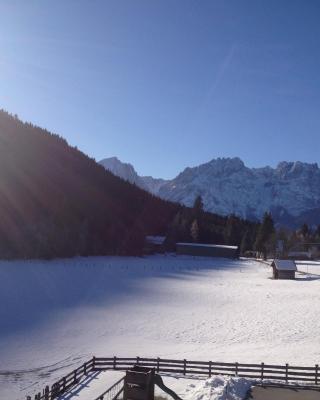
[271,259,297,280]
[176,242,238,258]
[144,236,166,254]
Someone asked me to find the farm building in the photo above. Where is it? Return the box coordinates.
[271,259,297,280]
[144,236,166,254]
[288,243,320,260]
[176,242,238,258]
[287,251,310,260]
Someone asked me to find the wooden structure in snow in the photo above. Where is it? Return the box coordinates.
[176,242,238,258]
[124,366,155,400]
[123,365,182,400]
[272,259,297,280]
[144,236,166,254]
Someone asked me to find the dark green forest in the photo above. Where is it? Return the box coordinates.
[0,110,259,259]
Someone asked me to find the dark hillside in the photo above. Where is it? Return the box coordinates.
[0,110,179,258]
[0,110,260,259]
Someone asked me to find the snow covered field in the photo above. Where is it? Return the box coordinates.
[1,255,320,399]
[296,260,320,276]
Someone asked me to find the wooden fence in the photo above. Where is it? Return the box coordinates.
[93,376,124,400]
[27,357,95,400]
[28,356,320,399]
[94,357,320,384]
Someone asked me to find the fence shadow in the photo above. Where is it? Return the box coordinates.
[57,370,102,400]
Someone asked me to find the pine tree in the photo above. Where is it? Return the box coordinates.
[193,195,204,216]
[300,223,309,241]
[315,225,320,241]
[254,212,275,259]
[190,219,199,242]
[165,209,190,250]
[224,214,241,245]
[240,230,251,255]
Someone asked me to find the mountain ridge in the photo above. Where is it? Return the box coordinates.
[99,156,320,227]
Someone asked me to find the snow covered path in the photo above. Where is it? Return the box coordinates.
[1,255,320,399]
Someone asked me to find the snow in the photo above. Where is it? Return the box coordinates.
[296,260,320,275]
[146,236,166,245]
[184,376,254,400]
[176,243,238,249]
[99,155,320,225]
[56,370,255,400]
[1,255,320,400]
[99,156,320,225]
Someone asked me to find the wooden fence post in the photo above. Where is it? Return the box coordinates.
[113,356,117,369]
[84,362,87,375]
[183,359,186,375]
[63,377,66,392]
[285,363,289,383]
[136,356,140,365]
[209,361,212,377]
[261,362,264,381]
[316,364,319,385]
[44,385,49,400]
[157,357,160,373]
[235,362,238,377]
[74,369,77,383]
[93,356,96,370]
[52,381,61,399]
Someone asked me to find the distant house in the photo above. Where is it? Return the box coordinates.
[144,236,166,254]
[176,242,238,259]
[287,251,311,260]
[288,243,320,260]
[271,259,297,280]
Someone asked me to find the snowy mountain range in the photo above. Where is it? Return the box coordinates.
[99,156,320,227]
[99,157,167,194]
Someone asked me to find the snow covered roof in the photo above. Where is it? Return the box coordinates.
[145,236,166,245]
[272,259,297,271]
[176,242,238,250]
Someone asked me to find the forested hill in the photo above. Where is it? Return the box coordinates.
[0,110,180,258]
[0,110,260,259]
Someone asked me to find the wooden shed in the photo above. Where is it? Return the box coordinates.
[144,236,166,254]
[176,242,238,259]
[272,259,297,280]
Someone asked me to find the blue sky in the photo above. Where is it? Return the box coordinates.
[0,1,320,179]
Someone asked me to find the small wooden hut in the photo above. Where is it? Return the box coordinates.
[144,236,166,254]
[271,259,297,280]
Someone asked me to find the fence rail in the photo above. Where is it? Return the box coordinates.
[28,356,320,400]
[27,357,95,400]
[93,376,124,400]
[93,357,320,384]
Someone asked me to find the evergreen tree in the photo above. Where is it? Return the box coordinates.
[300,223,310,241]
[165,209,190,250]
[190,219,199,242]
[193,195,204,216]
[240,230,251,255]
[224,214,241,245]
[254,212,275,259]
[315,225,320,241]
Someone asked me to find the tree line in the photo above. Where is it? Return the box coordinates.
[0,110,314,260]
[164,195,320,259]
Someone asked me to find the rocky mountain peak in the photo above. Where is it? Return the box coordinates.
[100,156,320,227]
